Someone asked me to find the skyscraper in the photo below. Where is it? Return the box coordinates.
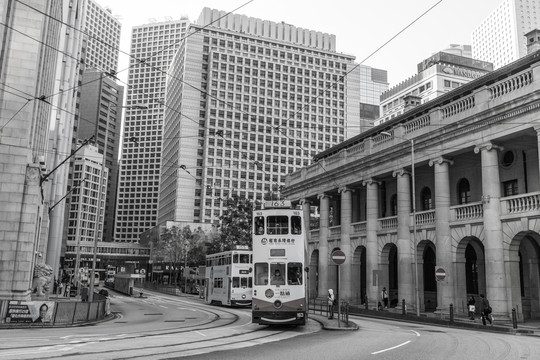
[115,17,191,243]
[472,0,540,69]
[159,8,388,225]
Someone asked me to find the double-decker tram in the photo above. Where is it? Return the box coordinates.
[252,200,306,325]
[204,247,253,306]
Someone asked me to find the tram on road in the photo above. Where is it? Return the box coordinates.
[252,200,306,325]
[205,248,253,306]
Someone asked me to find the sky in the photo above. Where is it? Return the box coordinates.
[97,0,500,87]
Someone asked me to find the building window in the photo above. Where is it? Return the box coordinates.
[420,187,432,210]
[390,194,398,216]
[503,179,518,197]
[458,178,470,205]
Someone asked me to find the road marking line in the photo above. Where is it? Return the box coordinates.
[371,340,411,355]
[410,330,420,336]
[195,331,206,337]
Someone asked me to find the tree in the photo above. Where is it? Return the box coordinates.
[156,225,192,285]
[207,197,253,253]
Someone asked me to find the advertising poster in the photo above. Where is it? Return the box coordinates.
[5,301,54,323]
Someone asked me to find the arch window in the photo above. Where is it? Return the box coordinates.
[458,178,470,205]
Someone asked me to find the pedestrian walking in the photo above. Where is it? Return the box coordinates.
[58,282,64,296]
[381,287,389,309]
[468,296,476,320]
[327,289,335,319]
[479,294,493,326]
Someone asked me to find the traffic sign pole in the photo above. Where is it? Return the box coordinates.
[331,250,346,328]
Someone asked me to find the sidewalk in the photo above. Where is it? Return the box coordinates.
[335,305,540,335]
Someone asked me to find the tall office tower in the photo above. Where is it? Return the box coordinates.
[159,8,388,224]
[0,0,75,301]
[472,0,540,69]
[66,143,108,249]
[78,70,125,243]
[46,0,122,276]
[115,17,191,243]
[82,0,121,74]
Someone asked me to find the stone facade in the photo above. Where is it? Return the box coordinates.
[284,50,540,322]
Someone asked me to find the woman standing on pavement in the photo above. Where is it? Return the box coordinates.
[327,289,335,319]
[468,296,476,320]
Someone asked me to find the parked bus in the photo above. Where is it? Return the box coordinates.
[252,200,307,325]
[205,248,253,306]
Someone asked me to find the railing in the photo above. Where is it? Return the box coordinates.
[502,192,540,215]
[489,69,533,99]
[451,202,483,221]
[308,297,349,326]
[0,293,109,328]
[351,221,366,234]
[415,209,435,226]
[441,95,475,119]
[379,216,398,230]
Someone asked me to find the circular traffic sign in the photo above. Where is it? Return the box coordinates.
[140,269,146,275]
[331,250,346,265]
[435,268,446,281]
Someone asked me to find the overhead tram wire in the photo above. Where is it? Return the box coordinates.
[8,0,445,196]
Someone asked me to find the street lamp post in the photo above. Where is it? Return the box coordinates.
[88,102,148,301]
[382,132,420,316]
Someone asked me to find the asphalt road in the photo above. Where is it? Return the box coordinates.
[1,290,538,360]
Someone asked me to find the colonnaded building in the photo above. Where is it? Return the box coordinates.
[283,31,540,322]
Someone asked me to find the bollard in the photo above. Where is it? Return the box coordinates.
[512,308,518,329]
[449,303,454,323]
[402,299,406,315]
[365,295,368,310]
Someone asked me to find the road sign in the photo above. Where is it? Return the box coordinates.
[435,267,446,281]
[331,250,346,265]
[140,269,146,275]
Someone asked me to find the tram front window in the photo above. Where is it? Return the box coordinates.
[287,263,303,285]
[254,263,269,285]
[270,263,286,285]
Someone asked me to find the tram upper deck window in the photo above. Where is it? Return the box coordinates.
[267,215,289,235]
[255,216,265,235]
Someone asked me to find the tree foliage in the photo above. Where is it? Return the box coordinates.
[207,197,253,253]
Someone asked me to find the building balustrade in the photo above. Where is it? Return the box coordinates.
[415,209,435,226]
[502,191,540,215]
[307,191,540,242]
[450,202,483,221]
[379,216,398,231]
[489,69,533,99]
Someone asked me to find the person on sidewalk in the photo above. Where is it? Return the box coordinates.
[479,294,493,326]
[381,287,389,309]
[468,296,476,320]
[327,289,335,319]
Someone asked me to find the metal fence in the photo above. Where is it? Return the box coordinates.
[0,292,109,328]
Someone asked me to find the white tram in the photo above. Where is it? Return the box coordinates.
[205,248,253,306]
[252,200,306,325]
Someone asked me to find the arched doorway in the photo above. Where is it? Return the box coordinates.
[423,245,437,311]
[352,246,366,304]
[508,231,540,320]
[381,243,398,307]
[456,236,485,314]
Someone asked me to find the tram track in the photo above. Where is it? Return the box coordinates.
[0,291,311,360]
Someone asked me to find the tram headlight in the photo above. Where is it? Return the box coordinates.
[242,294,246,299]
[274,300,282,309]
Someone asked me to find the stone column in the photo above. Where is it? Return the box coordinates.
[318,194,330,297]
[339,186,353,300]
[300,199,312,297]
[363,179,379,308]
[429,157,454,311]
[474,142,507,314]
[393,169,415,309]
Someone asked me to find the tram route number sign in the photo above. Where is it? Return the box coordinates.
[435,268,446,281]
[331,250,346,265]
